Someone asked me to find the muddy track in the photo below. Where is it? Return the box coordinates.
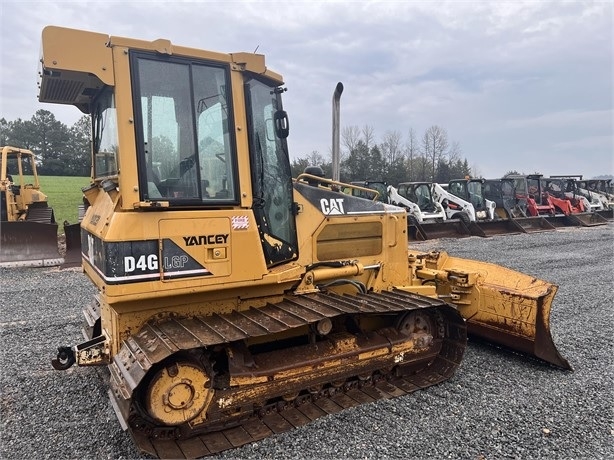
[109,290,467,458]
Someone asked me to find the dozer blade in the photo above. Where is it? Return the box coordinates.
[0,221,63,268]
[414,219,472,240]
[61,221,82,269]
[420,251,571,370]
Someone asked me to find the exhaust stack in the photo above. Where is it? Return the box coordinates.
[331,82,343,182]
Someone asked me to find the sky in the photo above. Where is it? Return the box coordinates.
[1,0,612,179]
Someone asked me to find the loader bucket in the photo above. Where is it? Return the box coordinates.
[597,208,613,220]
[473,219,527,237]
[544,214,581,228]
[61,221,82,269]
[408,222,428,241]
[567,212,608,227]
[416,219,472,240]
[467,222,487,237]
[423,251,571,370]
[511,216,556,233]
[0,221,63,268]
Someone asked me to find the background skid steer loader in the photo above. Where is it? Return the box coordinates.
[0,146,63,267]
[506,174,580,228]
[548,176,613,221]
[482,178,556,233]
[432,179,524,237]
[576,179,614,219]
[348,180,471,240]
[393,181,472,240]
[542,177,607,227]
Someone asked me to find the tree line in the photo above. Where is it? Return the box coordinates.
[1,110,90,176]
[1,110,475,185]
[291,125,476,185]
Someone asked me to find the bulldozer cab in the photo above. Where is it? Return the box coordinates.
[39,26,299,273]
[0,146,50,222]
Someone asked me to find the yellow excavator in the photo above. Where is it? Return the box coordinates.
[0,146,63,267]
[40,26,570,459]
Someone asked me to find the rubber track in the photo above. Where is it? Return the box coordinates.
[110,289,467,458]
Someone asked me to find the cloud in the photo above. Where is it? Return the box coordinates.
[1,0,612,179]
[504,109,611,130]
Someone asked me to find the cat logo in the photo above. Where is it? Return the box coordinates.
[320,198,345,215]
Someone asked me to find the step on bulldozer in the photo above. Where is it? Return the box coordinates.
[0,146,64,267]
[40,26,571,459]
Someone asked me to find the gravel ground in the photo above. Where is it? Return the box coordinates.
[1,222,613,460]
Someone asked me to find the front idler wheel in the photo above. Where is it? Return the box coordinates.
[145,361,213,426]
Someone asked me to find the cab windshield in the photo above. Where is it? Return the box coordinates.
[448,181,467,199]
[467,181,484,209]
[398,183,433,211]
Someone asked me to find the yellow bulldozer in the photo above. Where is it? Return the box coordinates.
[39,26,570,459]
[0,145,64,267]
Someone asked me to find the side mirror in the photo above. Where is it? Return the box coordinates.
[274,110,289,138]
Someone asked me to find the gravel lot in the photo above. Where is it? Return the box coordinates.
[1,222,613,459]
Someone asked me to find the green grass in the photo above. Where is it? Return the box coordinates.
[25,175,90,233]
